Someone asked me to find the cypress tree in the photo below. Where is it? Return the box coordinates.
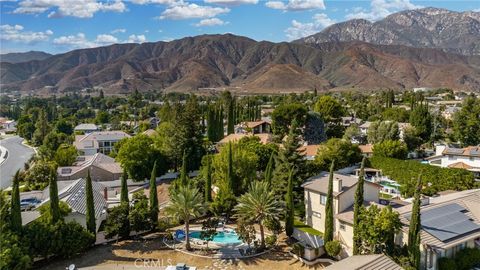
[49,165,60,223]
[10,170,22,233]
[264,152,274,185]
[120,170,129,204]
[227,97,234,135]
[85,170,96,235]
[324,160,335,243]
[180,150,188,186]
[285,166,294,237]
[149,161,159,229]
[226,142,235,195]
[205,155,212,203]
[353,157,366,255]
[408,175,422,269]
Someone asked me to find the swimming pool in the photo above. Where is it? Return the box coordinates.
[189,230,242,244]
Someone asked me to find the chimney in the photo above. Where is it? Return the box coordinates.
[104,187,108,200]
[333,177,342,193]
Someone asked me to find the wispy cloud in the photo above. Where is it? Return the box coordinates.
[345,0,422,21]
[0,24,53,43]
[285,13,334,40]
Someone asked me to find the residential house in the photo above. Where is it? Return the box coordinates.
[217,133,272,146]
[235,120,271,134]
[0,117,16,132]
[426,145,480,178]
[396,189,480,270]
[74,131,130,156]
[359,122,371,136]
[74,123,100,134]
[41,178,108,232]
[341,116,362,128]
[441,106,460,120]
[302,172,381,253]
[358,144,374,157]
[57,153,123,181]
[325,254,402,270]
[298,144,320,161]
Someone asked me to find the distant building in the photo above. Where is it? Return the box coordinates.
[358,144,374,157]
[217,133,272,146]
[426,145,480,178]
[325,254,402,270]
[0,117,16,132]
[413,87,433,93]
[74,123,100,134]
[235,120,271,134]
[57,153,123,181]
[340,116,362,127]
[303,172,381,254]
[74,131,130,156]
[396,189,480,270]
[298,144,320,161]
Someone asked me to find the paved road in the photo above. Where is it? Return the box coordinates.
[0,136,35,189]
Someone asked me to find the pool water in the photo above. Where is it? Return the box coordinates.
[189,230,242,244]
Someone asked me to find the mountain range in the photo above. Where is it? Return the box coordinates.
[1,8,479,94]
[0,51,52,64]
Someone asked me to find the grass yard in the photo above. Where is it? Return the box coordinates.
[294,220,323,236]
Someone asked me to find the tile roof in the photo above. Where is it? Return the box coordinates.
[359,144,373,154]
[57,153,122,176]
[447,162,473,169]
[325,254,402,270]
[442,146,480,157]
[298,144,320,157]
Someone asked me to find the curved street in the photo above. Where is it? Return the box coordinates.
[0,136,35,189]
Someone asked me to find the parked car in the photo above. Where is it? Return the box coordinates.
[20,198,41,211]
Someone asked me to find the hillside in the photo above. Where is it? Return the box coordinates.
[0,51,52,64]
[1,34,480,94]
[296,8,480,56]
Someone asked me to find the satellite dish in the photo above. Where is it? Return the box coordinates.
[68,264,76,270]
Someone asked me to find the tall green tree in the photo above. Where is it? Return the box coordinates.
[149,161,159,229]
[285,167,294,237]
[264,152,274,185]
[353,157,366,255]
[120,170,129,204]
[234,181,283,249]
[324,160,335,243]
[85,170,96,236]
[227,96,235,135]
[409,103,432,141]
[226,142,236,195]
[32,109,50,146]
[165,185,205,250]
[180,150,188,186]
[205,155,212,203]
[49,164,60,223]
[10,170,22,233]
[453,96,480,146]
[408,175,422,269]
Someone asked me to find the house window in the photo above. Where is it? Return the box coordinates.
[312,211,321,218]
[320,195,327,205]
[339,223,346,231]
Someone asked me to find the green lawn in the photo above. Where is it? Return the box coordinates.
[294,219,323,236]
[380,193,394,199]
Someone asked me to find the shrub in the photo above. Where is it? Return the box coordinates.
[265,235,277,247]
[292,243,305,257]
[325,240,341,257]
[454,248,480,270]
[438,257,456,270]
[370,156,477,197]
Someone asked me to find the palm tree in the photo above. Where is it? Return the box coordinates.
[165,185,205,250]
[234,181,283,249]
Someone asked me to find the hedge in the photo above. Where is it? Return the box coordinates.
[369,157,478,197]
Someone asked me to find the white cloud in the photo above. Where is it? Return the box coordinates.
[0,24,53,43]
[204,0,258,5]
[473,8,480,12]
[345,0,422,21]
[13,0,126,18]
[195,18,226,27]
[131,0,180,4]
[95,34,119,44]
[53,33,121,49]
[126,34,147,43]
[111,28,126,34]
[265,0,325,11]
[159,3,230,20]
[285,13,335,40]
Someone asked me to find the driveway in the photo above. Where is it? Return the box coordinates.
[0,136,35,189]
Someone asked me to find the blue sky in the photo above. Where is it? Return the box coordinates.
[1,0,479,54]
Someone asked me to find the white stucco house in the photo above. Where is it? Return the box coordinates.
[426,145,480,178]
[74,131,130,156]
[302,172,381,254]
